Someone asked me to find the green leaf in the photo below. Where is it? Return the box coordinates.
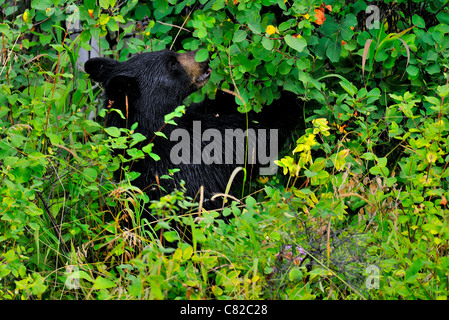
[424,96,440,106]
[377,157,387,168]
[437,12,449,25]
[233,30,247,43]
[385,177,397,187]
[129,132,147,147]
[304,170,318,178]
[104,126,121,137]
[284,34,307,52]
[361,152,377,161]
[50,44,64,53]
[405,258,425,283]
[154,131,167,139]
[127,148,145,159]
[369,166,382,176]
[149,153,161,161]
[296,57,310,70]
[339,81,357,96]
[195,48,209,62]
[247,10,262,34]
[425,63,440,75]
[93,276,116,289]
[212,0,225,10]
[83,167,98,182]
[289,268,303,282]
[341,14,357,41]
[412,14,425,28]
[0,24,12,39]
[326,40,341,63]
[107,18,119,31]
[99,0,110,8]
[99,13,110,25]
[370,164,389,177]
[279,61,292,75]
[261,37,273,50]
[142,143,153,154]
[406,65,419,77]
[196,28,207,39]
[163,231,179,242]
[182,246,193,260]
[11,134,26,148]
[46,133,63,145]
[147,275,165,299]
[279,19,295,32]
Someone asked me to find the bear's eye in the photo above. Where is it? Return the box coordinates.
[169,60,178,70]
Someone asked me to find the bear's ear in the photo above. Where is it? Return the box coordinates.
[105,74,140,100]
[84,57,119,83]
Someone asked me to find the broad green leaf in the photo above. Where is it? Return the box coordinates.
[195,48,209,62]
[182,246,193,260]
[212,0,225,10]
[369,166,382,176]
[377,157,387,168]
[104,126,121,137]
[339,81,357,96]
[424,96,440,106]
[406,65,419,77]
[0,23,12,38]
[247,10,262,34]
[261,37,273,50]
[93,276,116,289]
[362,152,377,161]
[412,14,425,28]
[284,34,307,52]
[99,13,110,25]
[233,30,247,43]
[163,231,179,242]
[326,40,341,63]
[83,167,98,182]
[437,12,449,25]
[341,14,357,40]
[142,143,153,154]
[149,153,161,161]
[289,268,303,282]
[304,170,318,178]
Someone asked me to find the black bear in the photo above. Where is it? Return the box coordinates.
[85,50,300,208]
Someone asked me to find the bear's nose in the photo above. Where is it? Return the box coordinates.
[196,67,212,84]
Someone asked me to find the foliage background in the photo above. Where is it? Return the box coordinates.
[1,0,449,299]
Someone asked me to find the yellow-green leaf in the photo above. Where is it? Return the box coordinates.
[93,276,116,290]
[99,14,110,25]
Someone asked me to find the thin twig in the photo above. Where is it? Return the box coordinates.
[167,8,194,51]
[157,20,191,33]
[0,32,21,77]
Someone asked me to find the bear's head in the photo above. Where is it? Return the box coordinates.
[84,50,212,134]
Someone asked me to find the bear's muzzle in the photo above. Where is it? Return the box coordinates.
[177,50,211,89]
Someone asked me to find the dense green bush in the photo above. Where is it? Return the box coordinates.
[1,0,449,300]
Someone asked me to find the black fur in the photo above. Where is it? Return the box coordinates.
[85,50,301,208]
